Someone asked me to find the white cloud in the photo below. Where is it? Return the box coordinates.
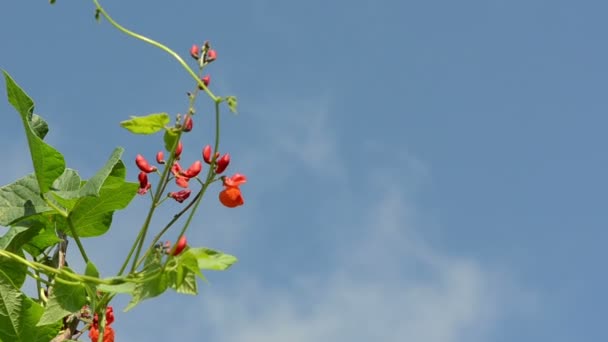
[170,176,521,342]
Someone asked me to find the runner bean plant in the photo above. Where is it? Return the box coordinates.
[0,1,245,341]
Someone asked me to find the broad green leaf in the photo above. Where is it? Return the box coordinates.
[0,249,27,290]
[120,113,170,134]
[37,268,86,326]
[47,169,82,212]
[169,269,197,295]
[24,229,61,257]
[0,224,40,251]
[79,148,125,197]
[226,96,238,114]
[67,163,138,237]
[187,247,238,271]
[163,127,179,153]
[167,252,202,295]
[125,262,169,312]
[0,174,53,226]
[0,269,61,341]
[3,70,66,194]
[0,222,46,289]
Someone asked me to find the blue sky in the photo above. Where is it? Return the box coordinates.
[1,0,607,341]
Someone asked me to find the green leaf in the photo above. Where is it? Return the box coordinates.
[226,96,238,114]
[3,70,66,194]
[186,247,238,271]
[169,269,197,295]
[125,262,169,312]
[0,249,27,290]
[67,162,138,237]
[30,114,49,140]
[0,223,42,251]
[24,229,61,257]
[79,147,125,197]
[0,174,53,226]
[0,221,48,289]
[0,269,61,341]
[163,127,179,153]
[120,113,170,134]
[85,261,100,278]
[37,268,87,326]
[47,169,82,212]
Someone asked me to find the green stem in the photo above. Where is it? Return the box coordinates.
[67,217,90,263]
[92,0,218,102]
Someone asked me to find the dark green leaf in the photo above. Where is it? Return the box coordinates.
[120,113,169,134]
[79,148,125,197]
[37,268,86,326]
[0,269,61,341]
[3,70,66,194]
[0,174,53,226]
[67,163,138,237]
[125,262,168,312]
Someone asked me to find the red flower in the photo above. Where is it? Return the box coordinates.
[89,325,114,342]
[199,75,211,89]
[219,173,247,208]
[206,49,217,62]
[203,145,212,164]
[105,306,114,325]
[183,160,202,178]
[175,140,183,159]
[156,151,165,164]
[182,115,193,132]
[190,44,200,60]
[89,306,115,342]
[215,153,230,174]
[135,154,157,173]
[169,189,192,203]
[172,235,187,256]
[137,171,151,195]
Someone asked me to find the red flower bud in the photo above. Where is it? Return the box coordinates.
[214,152,220,160]
[206,49,217,62]
[215,153,230,174]
[137,172,151,195]
[190,44,200,60]
[184,160,202,178]
[198,75,211,90]
[175,140,183,159]
[172,235,187,256]
[135,154,157,173]
[169,189,192,203]
[203,145,212,164]
[156,151,165,164]
[182,115,193,132]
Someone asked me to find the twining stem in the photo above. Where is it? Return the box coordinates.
[92,0,219,102]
